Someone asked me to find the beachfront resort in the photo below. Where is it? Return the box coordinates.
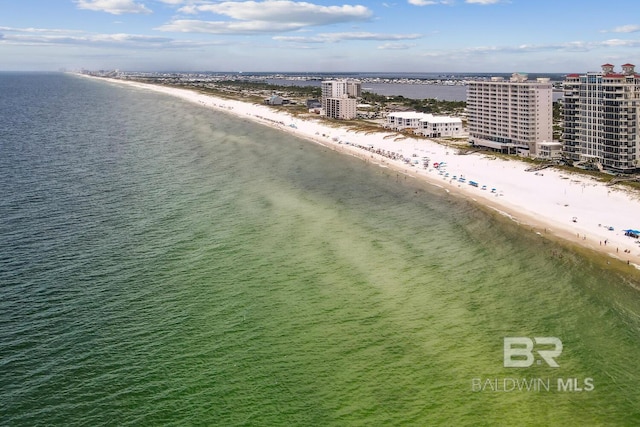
[317,65,640,175]
[84,64,640,175]
[78,68,640,268]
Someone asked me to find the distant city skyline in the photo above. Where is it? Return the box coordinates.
[2,0,640,73]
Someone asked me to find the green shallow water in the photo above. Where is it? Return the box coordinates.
[1,73,640,426]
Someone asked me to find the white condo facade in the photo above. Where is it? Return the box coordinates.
[324,97,357,120]
[535,141,563,160]
[384,111,463,138]
[466,73,553,155]
[321,79,361,119]
[563,63,640,173]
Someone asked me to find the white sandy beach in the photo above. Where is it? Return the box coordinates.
[87,75,640,267]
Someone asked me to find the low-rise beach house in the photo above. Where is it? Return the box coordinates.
[384,111,463,137]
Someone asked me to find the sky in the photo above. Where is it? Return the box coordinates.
[2,0,640,73]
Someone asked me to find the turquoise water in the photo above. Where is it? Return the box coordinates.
[1,73,640,426]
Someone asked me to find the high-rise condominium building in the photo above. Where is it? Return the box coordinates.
[563,63,640,173]
[321,79,361,119]
[466,73,553,155]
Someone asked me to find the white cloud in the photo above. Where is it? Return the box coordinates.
[75,0,152,15]
[273,32,421,43]
[608,24,640,33]
[453,39,640,56]
[600,38,640,47]
[320,32,421,42]
[0,26,90,35]
[408,0,438,5]
[157,19,306,33]
[378,42,415,50]
[272,35,326,43]
[177,5,205,15]
[159,1,373,34]
[178,1,372,25]
[92,33,172,43]
[5,33,171,47]
[465,0,502,4]
[0,26,222,50]
[407,0,454,5]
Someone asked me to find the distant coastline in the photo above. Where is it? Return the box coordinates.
[79,70,565,101]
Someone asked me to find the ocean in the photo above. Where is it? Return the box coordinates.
[1,72,640,426]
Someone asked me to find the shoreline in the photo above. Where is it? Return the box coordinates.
[78,74,640,272]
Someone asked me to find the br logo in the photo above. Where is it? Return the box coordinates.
[503,337,562,368]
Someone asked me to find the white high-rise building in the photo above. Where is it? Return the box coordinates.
[321,80,347,101]
[466,73,553,155]
[321,79,361,119]
[563,63,640,173]
[324,97,357,120]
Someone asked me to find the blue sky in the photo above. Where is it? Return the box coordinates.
[2,0,640,72]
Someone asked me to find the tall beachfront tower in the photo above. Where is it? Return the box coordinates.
[563,63,640,173]
[321,79,361,119]
[466,73,553,155]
